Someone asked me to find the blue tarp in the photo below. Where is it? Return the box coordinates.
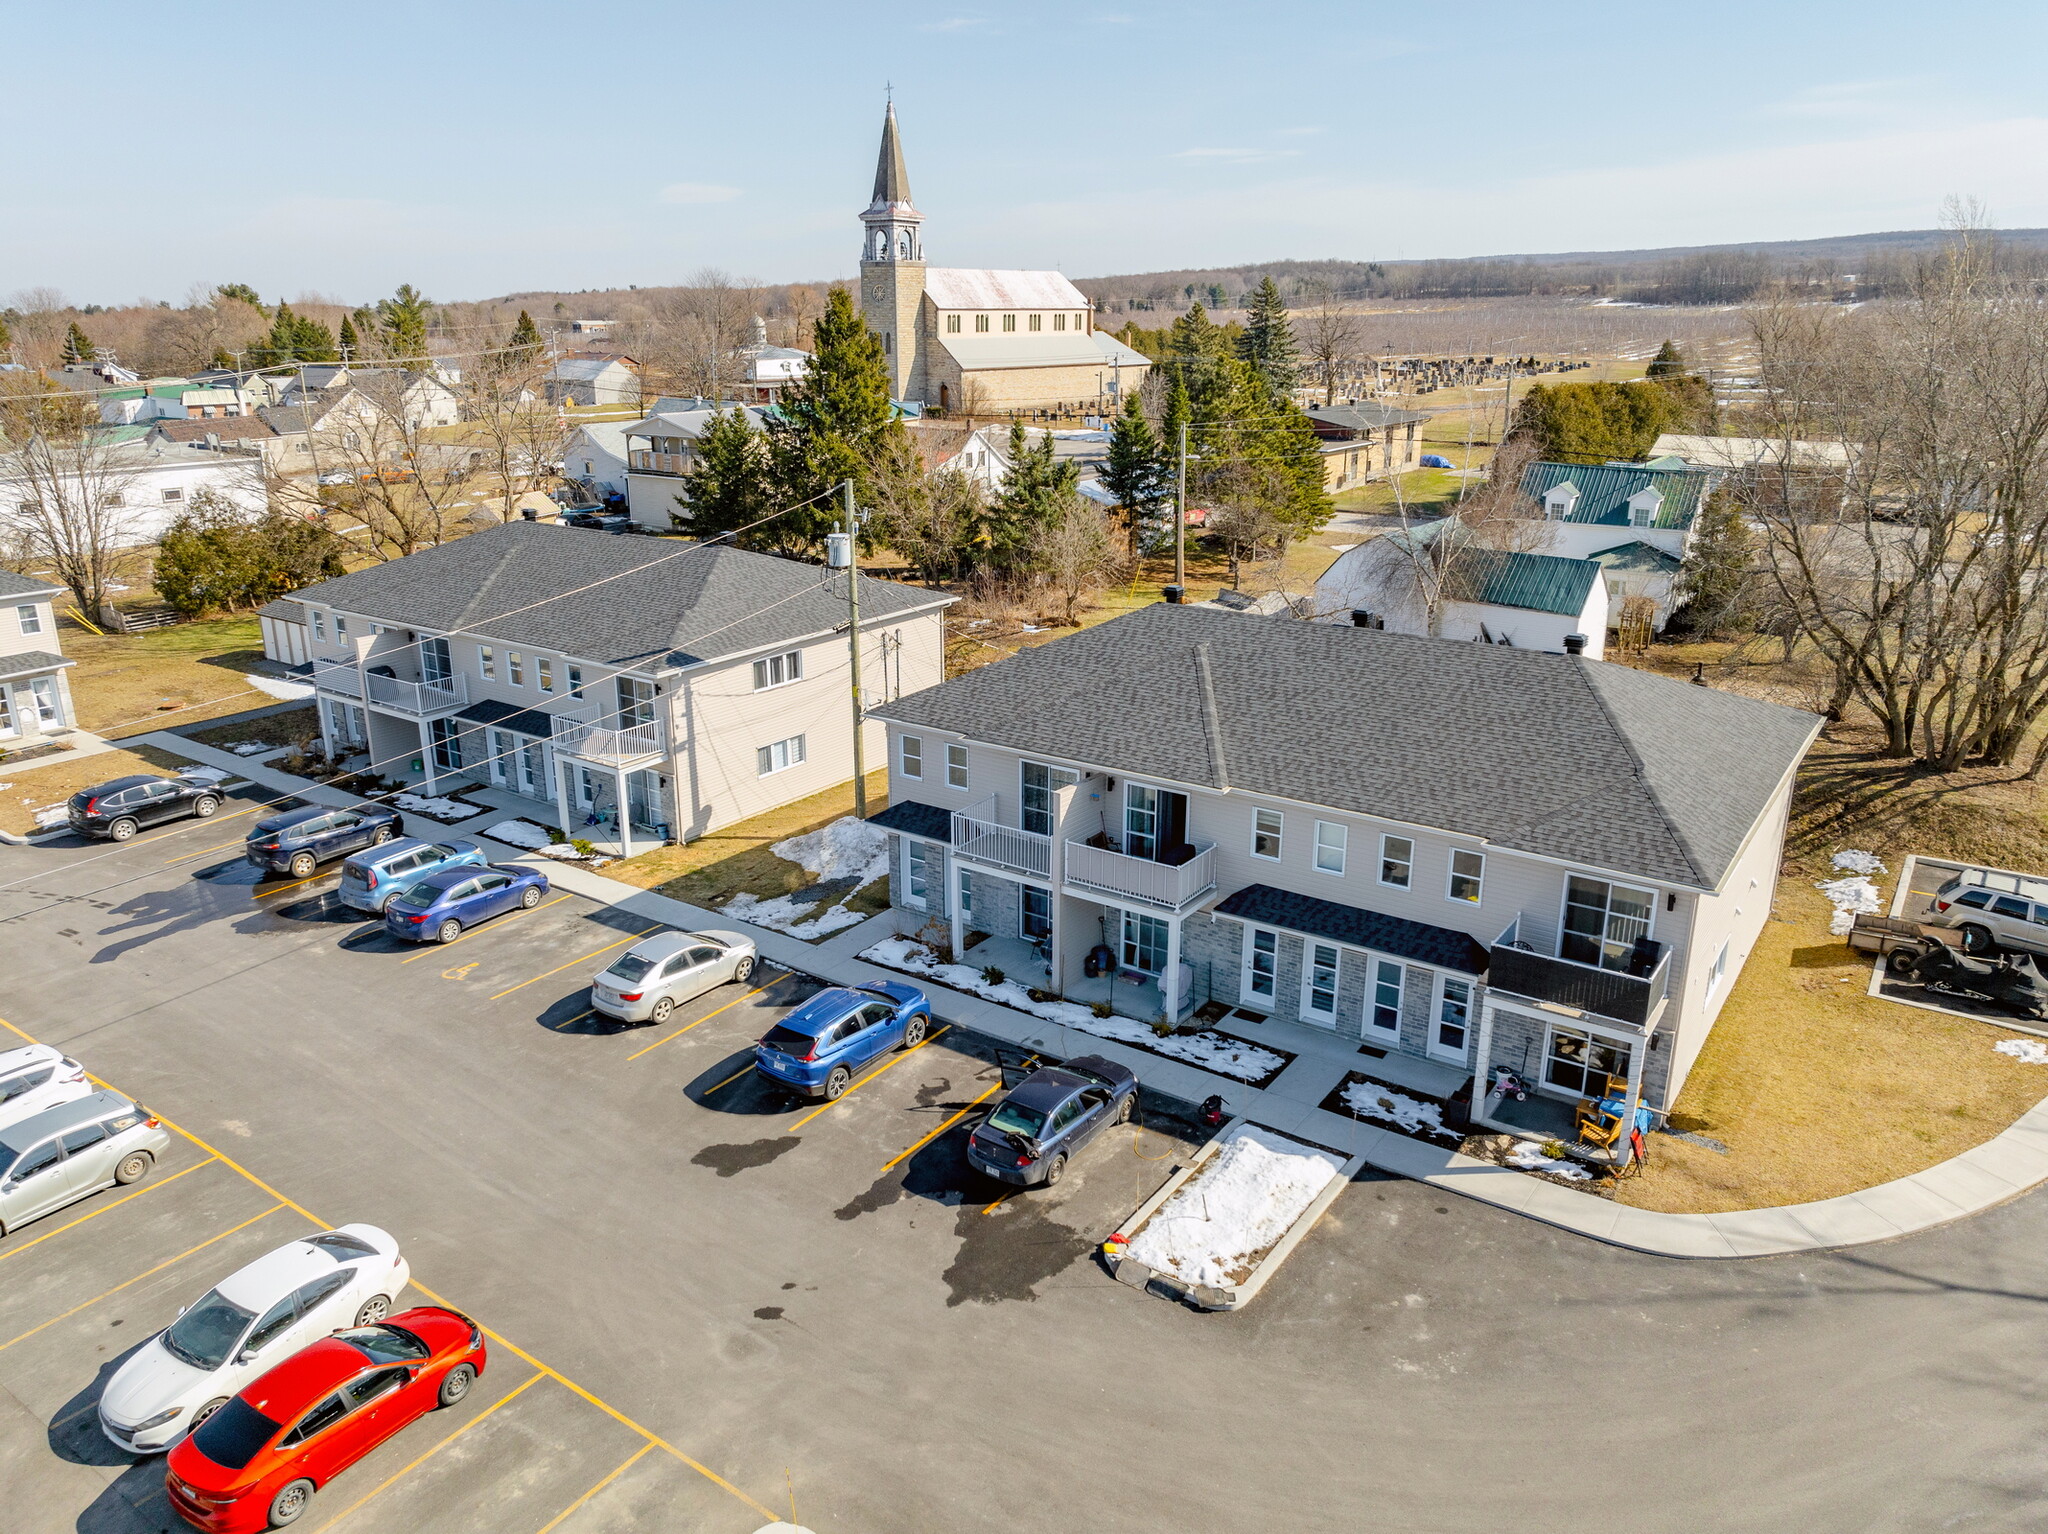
[1420,453,1455,469]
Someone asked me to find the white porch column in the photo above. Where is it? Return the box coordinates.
[554,754,575,839]
[316,699,337,763]
[949,854,966,961]
[1470,996,1500,1128]
[1162,915,1183,1024]
[418,721,438,793]
[1614,1023,1651,1169]
[615,765,632,859]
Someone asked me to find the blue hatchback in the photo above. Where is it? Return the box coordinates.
[382,862,550,944]
[752,982,932,1101]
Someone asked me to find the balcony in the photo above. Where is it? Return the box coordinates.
[629,449,692,475]
[1063,838,1216,913]
[553,718,666,765]
[363,669,466,716]
[951,798,1051,880]
[310,659,363,698]
[1488,917,1670,1029]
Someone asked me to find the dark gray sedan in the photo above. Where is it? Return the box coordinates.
[966,1054,1139,1188]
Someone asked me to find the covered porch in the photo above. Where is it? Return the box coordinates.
[1470,997,1658,1167]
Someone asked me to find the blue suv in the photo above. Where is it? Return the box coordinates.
[246,803,404,879]
[339,838,488,914]
[753,982,931,1100]
[382,863,551,944]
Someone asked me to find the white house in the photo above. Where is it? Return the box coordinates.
[0,436,268,549]
[1513,460,1717,629]
[545,354,640,407]
[562,423,630,498]
[0,568,79,749]
[622,401,771,531]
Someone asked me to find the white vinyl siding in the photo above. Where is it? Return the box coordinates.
[757,734,806,775]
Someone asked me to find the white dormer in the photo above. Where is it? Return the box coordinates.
[1626,486,1664,526]
[1543,482,1580,519]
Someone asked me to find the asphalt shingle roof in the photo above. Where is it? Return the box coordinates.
[457,698,559,738]
[1306,401,1431,433]
[1587,540,1683,573]
[873,603,1820,890]
[867,801,952,843]
[1214,885,1490,975]
[288,522,951,671]
[0,649,74,684]
[1440,548,1602,618]
[1518,460,1715,531]
[0,569,64,601]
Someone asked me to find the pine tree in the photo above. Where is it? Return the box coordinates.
[677,410,775,540]
[1237,277,1299,396]
[208,347,236,371]
[507,310,543,366]
[980,423,1079,577]
[214,283,263,308]
[377,284,432,366]
[1669,488,1756,637]
[62,322,95,365]
[1102,392,1169,547]
[765,286,901,554]
[338,314,361,360]
[1645,340,1687,379]
[0,310,12,357]
[288,311,339,363]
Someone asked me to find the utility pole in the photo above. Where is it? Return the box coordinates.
[1174,421,1188,596]
[840,479,867,816]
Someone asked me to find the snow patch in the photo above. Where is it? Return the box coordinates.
[1123,1127,1342,1289]
[724,891,870,940]
[391,792,475,823]
[246,674,315,701]
[772,816,889,888]
[1339,1080,1447,1138]
[1505,1141,1595,1181]
[1995,1038,2048,1065]
[860,937,1287,1083]
[33,804,68,828]
[1816,874,1882,936]
[176,766,230,784]
[230,742,275,756]
[1831,849,1887,876]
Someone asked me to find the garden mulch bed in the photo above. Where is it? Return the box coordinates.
[1319,1070,1465,1151]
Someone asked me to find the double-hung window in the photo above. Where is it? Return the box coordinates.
[507,652,524,687]
[1367,958,1404,1037]
[16,603,41,635]
[1561,875,1655,971]
[900,735,924,779]
[1432,978,1472,1059]
[945,743,969,790]
[903,840,932,909]
[1301,943,1340,1025]
[757,735,805,775]
[1447,849,1484,904]
[1707,939,1729,996]
[537,658,553,693]
[479,645,495,681]
[334,616,347,638]
[1242,928,1278,1003]
[1313,820,1347,875]
[752,650,802,690]
[566,666,585,699]
[1251,808,1283,861]
[1380,835,1413,888]
[311,611,327,642]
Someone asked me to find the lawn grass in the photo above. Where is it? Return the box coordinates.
[62,615,272,736]
[0,743,202,835]
[182,705,322,753]
[605,770,891,913]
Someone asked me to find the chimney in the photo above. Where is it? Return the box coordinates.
[1563,633,1587,656]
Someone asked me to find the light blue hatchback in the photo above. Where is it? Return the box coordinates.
[338,838,489,914]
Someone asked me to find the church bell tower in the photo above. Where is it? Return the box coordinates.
[859,102,926,403]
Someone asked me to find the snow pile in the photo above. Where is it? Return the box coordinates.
[860,937,1287,1082]
[1124,1127,1342,1288]
[176,766,230,784]
[1995,1038,2048,1065]
[772,816,889,887]
[1339,1079,1447,1139]
[230,742,275,757]
[246,674,315,701]
[1816,874,1883,936]
[724,890,871,941]
[1505,1141,1595,1181]
[392,792,474,822]
[484,819,555,851]
[33,804,68,828]
[1832,849,1888,876]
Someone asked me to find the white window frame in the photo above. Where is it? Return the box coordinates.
[900,735,923,779]
[1379,834,1413,889]
[479,645,495,681]
[1447,848,1484,904]
[752,649,803,691]
[903,840,932,910]
[26,676,60,726]
[1251,808,1283,862]
[1430,975,1472,1061]
[16,603,41,635]
[1707,939,1729,997]
[311,610,326,641]
[757,734,806,776]
[1365,956,1404,1038]
[507,651,524,687]
[334,616,347,638]
[1300,941,1340,1026]
[1241,926,1279,1006]
[1313,820,1347,876]
[945,743,969,791]
[160,486,183,503]
[537,657,553,693]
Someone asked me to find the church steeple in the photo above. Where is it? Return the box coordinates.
[859,100,928,403]
[871,101,914,208]
[860,102,923,264]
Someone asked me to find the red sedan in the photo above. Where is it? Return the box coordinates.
[163,1306,485,1531]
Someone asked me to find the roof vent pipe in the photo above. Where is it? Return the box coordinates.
[1563,633,1587,656]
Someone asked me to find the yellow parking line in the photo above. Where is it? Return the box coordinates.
[309,1369,547,1532]
[490,923,663,1000]
[0,1156,220,1267]
[551,1009,593,1031]
[626,977,783,1062]
[398,892,574,962]
[784,1026,951,1134]
[698,1065,755,1098]
[981,1193,1009,1215]
[879,1072,1018,1173]
[253,870,335,900]
[533,1442,655,1534]
[0,1203,286,1354]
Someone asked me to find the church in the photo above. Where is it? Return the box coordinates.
[858,105,1149,417]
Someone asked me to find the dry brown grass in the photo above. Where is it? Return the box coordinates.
[182,705,322,753]
[0,743,202,835]
[62,615,272,736]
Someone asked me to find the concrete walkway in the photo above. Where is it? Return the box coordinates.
[97,742,2048,1260]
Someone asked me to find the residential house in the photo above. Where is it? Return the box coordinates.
[257,597,313,670]
[621,401,771,530]
[1514,459,1717,629]
[1316,523,1610,657]
[277,367,461,430]
[950,423,1111,501]
[0,568,79,748]
[545,353,641,407]
[733,317,811,404]
[562,422,629,498]
[0,435,267,549]
[146,416,301,469]
[290,522,952,851]
[866,602,1817,1148]
[1304,401,1431,491]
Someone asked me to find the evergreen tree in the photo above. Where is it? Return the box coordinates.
[1643,340,1716,431]
[1511,380,1678,463]
[247,304,339,367]
[208,347,236,371]
[153,495,346,616]
[62,322,95,365]
[214,282,263,308]
[377,284,432,366]
[338,314,361,360]
[507,310,543,366]
[676,409,775,540]
[1101,392,1170,547]
[1236,276,1300,396]
[766,286,902,555]
[1645,340,1687,378]
[978,423,1079,577]
[0,310,12,357]
[1669,488,1756,637]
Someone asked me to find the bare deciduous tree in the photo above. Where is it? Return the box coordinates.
[0,376,145,617]
[457,328,569,525]
[1298,283,1365,405]
[646,268,763,401]
[1039,492,1125,622]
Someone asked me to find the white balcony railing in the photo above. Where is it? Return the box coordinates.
[363,670,466,716]
[1063,839,1216,912]
[310,659,363,698]
[951,799,1052,880]
[554,718,666,764]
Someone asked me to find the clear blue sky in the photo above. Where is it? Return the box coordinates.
[6,0,2044,306]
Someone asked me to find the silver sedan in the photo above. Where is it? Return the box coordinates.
[590,930,758,1024]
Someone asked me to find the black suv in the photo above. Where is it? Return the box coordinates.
[245,803,405,878]
[67,773,226,841]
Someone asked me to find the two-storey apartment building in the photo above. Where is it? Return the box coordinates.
[867,603,1818,1138]
[0,568,78,747]
[287,523,951,850]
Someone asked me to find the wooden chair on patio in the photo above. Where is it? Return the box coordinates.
[1575,1099,1626,1153]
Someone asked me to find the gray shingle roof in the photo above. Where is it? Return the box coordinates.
[287,522,951,670]
[867,800,952,843]
[1215,885,1490,975]
[873,603,1819,889]
[457,698,558,738]
[1306,401,1431,433]
[0,569,64,601]
[0,649,74,684]
[256,598,306,622]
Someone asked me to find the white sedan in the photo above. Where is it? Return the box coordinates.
[98,1224,410,1455]
[0,1045,93,1135]
[590,929,758,1025]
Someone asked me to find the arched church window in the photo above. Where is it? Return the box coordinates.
[899,231,913,257]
